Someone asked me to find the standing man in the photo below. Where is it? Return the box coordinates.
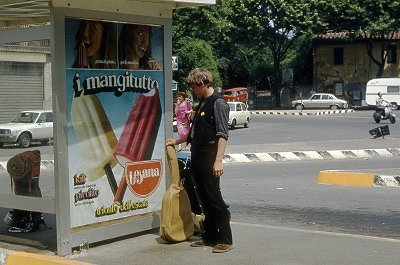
[166,68,233,253]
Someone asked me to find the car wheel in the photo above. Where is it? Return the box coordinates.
[0,142,4,148]
[330,105,338,110]
[244,118,250,128]
[230,119,236,130]
[18,133,31,148]
[390,116,396,124]
[295,104,303,110]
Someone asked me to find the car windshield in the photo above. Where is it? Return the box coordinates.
[11,112,39,123]
[228,103,235,111]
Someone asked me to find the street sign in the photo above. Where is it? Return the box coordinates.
[282,68,293,84]
[172,56,178,71]
[172,80,178,91]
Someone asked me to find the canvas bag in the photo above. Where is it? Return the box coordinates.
[159,146,194,242]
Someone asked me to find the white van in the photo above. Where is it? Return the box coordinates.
[365,78,400,109]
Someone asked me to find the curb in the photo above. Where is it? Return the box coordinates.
[316,170,400,187]
[222,148,400,164]
[0,249,92,265]
[1,148,399,169]
[250,109,354,115]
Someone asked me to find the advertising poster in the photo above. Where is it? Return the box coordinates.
[65,18,165,228]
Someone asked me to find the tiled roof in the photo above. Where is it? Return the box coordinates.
[314,30,400,41]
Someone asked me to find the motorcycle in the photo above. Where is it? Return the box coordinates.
[373,105,396,124]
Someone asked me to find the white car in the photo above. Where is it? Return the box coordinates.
[227,102,250,129]
[291,93,348,110]
[0,110,53,148]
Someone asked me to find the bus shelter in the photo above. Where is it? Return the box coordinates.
[0,0,214,256]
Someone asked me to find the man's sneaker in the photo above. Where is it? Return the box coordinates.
[8,227,24,233]
[190,239,205,247]
[212,244,233,253]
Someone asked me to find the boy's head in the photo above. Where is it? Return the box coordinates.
[187,68,213,88]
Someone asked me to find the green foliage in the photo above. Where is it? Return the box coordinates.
[172,0,400,103]
[318,0,400,34]
[283,35,313,84]
[173,37,221,91]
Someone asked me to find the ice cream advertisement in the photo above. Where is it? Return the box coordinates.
[65,18,165,228]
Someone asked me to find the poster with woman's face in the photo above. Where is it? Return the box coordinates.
[65,18,165,228]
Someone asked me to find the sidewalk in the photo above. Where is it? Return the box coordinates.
[1,216,400,265]
[3,221,398,265]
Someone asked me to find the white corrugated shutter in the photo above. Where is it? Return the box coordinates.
[0,61,44,123]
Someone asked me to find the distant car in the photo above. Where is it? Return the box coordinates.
[223,87,248,103]
[227,102,250,129]
[291,93,348,110]
[0,110,53,148]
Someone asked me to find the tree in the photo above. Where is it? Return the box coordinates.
[173,37,221,93]
[283,35,313,85]
[227,0,325,106]
[172,0,325,106]
[173,1,249,87]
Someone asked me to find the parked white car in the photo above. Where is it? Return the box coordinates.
[0,110,53,148]
[291,93,348,110]
[227,102,250,129]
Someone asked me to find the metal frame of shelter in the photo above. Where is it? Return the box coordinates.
[0,0,214,256]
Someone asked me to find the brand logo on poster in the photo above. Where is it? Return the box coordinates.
[125,160,162,197]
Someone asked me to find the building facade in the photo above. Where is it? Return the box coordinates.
[0,40,51,122]
[313,31,400,107]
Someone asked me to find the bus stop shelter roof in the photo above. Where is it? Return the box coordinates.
[0,0,215,27]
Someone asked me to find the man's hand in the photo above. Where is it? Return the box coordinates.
[213,160,224,177]
[166,138,177,146]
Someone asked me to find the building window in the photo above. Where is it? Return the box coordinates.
[387,45,397,64]
[333,48,344,65]
[335,82,343,96]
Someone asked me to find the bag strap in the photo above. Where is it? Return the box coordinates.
[166,146,180,185]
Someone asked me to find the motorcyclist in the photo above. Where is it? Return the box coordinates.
[376,92,390,117]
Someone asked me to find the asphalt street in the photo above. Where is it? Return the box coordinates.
[0,109,399,264]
